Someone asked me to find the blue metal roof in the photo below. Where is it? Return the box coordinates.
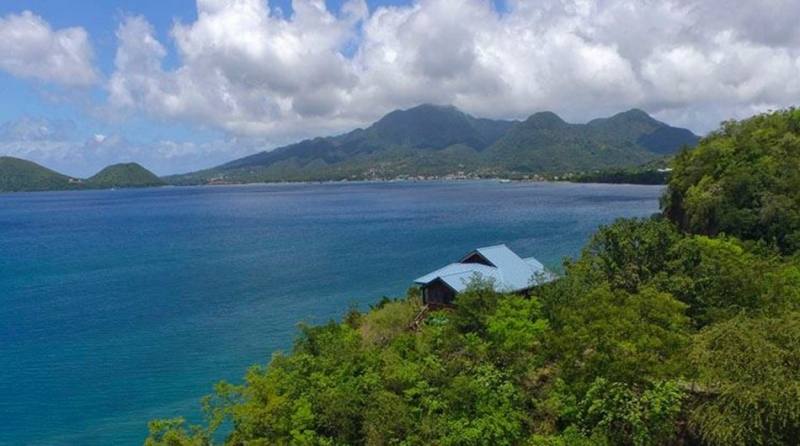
[414,244,552,293]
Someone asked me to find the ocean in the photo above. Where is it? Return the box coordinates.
[0,181,662,445]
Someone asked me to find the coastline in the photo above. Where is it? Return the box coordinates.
[0,176,666,195]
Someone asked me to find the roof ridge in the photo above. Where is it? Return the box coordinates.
[477,243,508,250]
[438,266,497,278]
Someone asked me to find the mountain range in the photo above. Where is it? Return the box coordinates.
[1,105,699,192]
[168,104,699,184]
[0,157,164,192]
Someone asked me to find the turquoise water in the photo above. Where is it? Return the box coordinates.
[0,181,662,445]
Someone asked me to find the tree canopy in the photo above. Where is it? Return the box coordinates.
[663,108,800,254]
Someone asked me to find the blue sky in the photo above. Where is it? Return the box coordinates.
[0,0,797,176]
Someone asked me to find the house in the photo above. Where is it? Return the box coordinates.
[413,244,553,307]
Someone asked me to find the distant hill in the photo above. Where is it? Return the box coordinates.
[487,109,699,173]
[0,156,81,192]
[168,104,699,184]
[87,163,165,189]
[188,104,515,183]
[0,158,164,192]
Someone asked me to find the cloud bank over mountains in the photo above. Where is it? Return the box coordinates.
[1,0,799,173]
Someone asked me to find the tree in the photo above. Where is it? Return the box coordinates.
[571,217,681,293]
[576,378,685,446]
[549,285,690,393]
[689,313,800,445]
[661,235,800,326]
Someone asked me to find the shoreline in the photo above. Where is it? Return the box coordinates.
[0,177,667,195]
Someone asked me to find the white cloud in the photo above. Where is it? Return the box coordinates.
[109,1,366,140]
[0,11,97,86]
[0,116,254,176]
[103,0,800,143]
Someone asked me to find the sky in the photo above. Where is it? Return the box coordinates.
[0,0,798,177]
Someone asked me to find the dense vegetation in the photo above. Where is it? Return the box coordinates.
[0,158,164,192]
[88,162,166,189]
[146,109,799,445]
[0,156,80,192]
[167,105,698,185]
[664,108,800,254]
[570,167,669,185]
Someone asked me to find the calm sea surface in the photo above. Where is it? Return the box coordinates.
[0,181,662,445]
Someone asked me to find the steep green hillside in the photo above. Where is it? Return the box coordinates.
[0,156,79,192]
[168,105,698,184]
[664,108,800,254]
[87,163,165,189]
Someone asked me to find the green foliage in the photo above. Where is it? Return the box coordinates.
[664,108,800,254]
[0,156,78,192]
[571,167,669,185]
[358,295,422,346]
[527,426,605,446]
[566,217,800,328]
[486,296,548,364]
[143,417,214,446]
[662,236,800,326]
[451,279,505,333]
[145,287,551,445]
[575,217,680,293]
[576,379,684,446]
[549,284,689,391]
[689,313,800,445]
[87,162,165,188]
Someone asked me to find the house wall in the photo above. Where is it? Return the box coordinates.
[422,281,456,307]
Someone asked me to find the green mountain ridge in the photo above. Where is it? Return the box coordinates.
[169,104,699,184]
[0,157,164,192]
[1,104,699,190]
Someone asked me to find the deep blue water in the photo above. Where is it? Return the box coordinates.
[0,181,662,445]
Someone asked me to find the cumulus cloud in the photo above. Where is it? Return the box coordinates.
[0,11,97,86]
[109,0,365,140]
[104,0,800,141]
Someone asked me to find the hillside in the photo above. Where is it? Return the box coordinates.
[87,163,165,189]
[168,105,699,184]
[0,158,165,192]
[0,156,80,192]
[489,109,698,173]
[664,107,800,253]
[145,108,800,446]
